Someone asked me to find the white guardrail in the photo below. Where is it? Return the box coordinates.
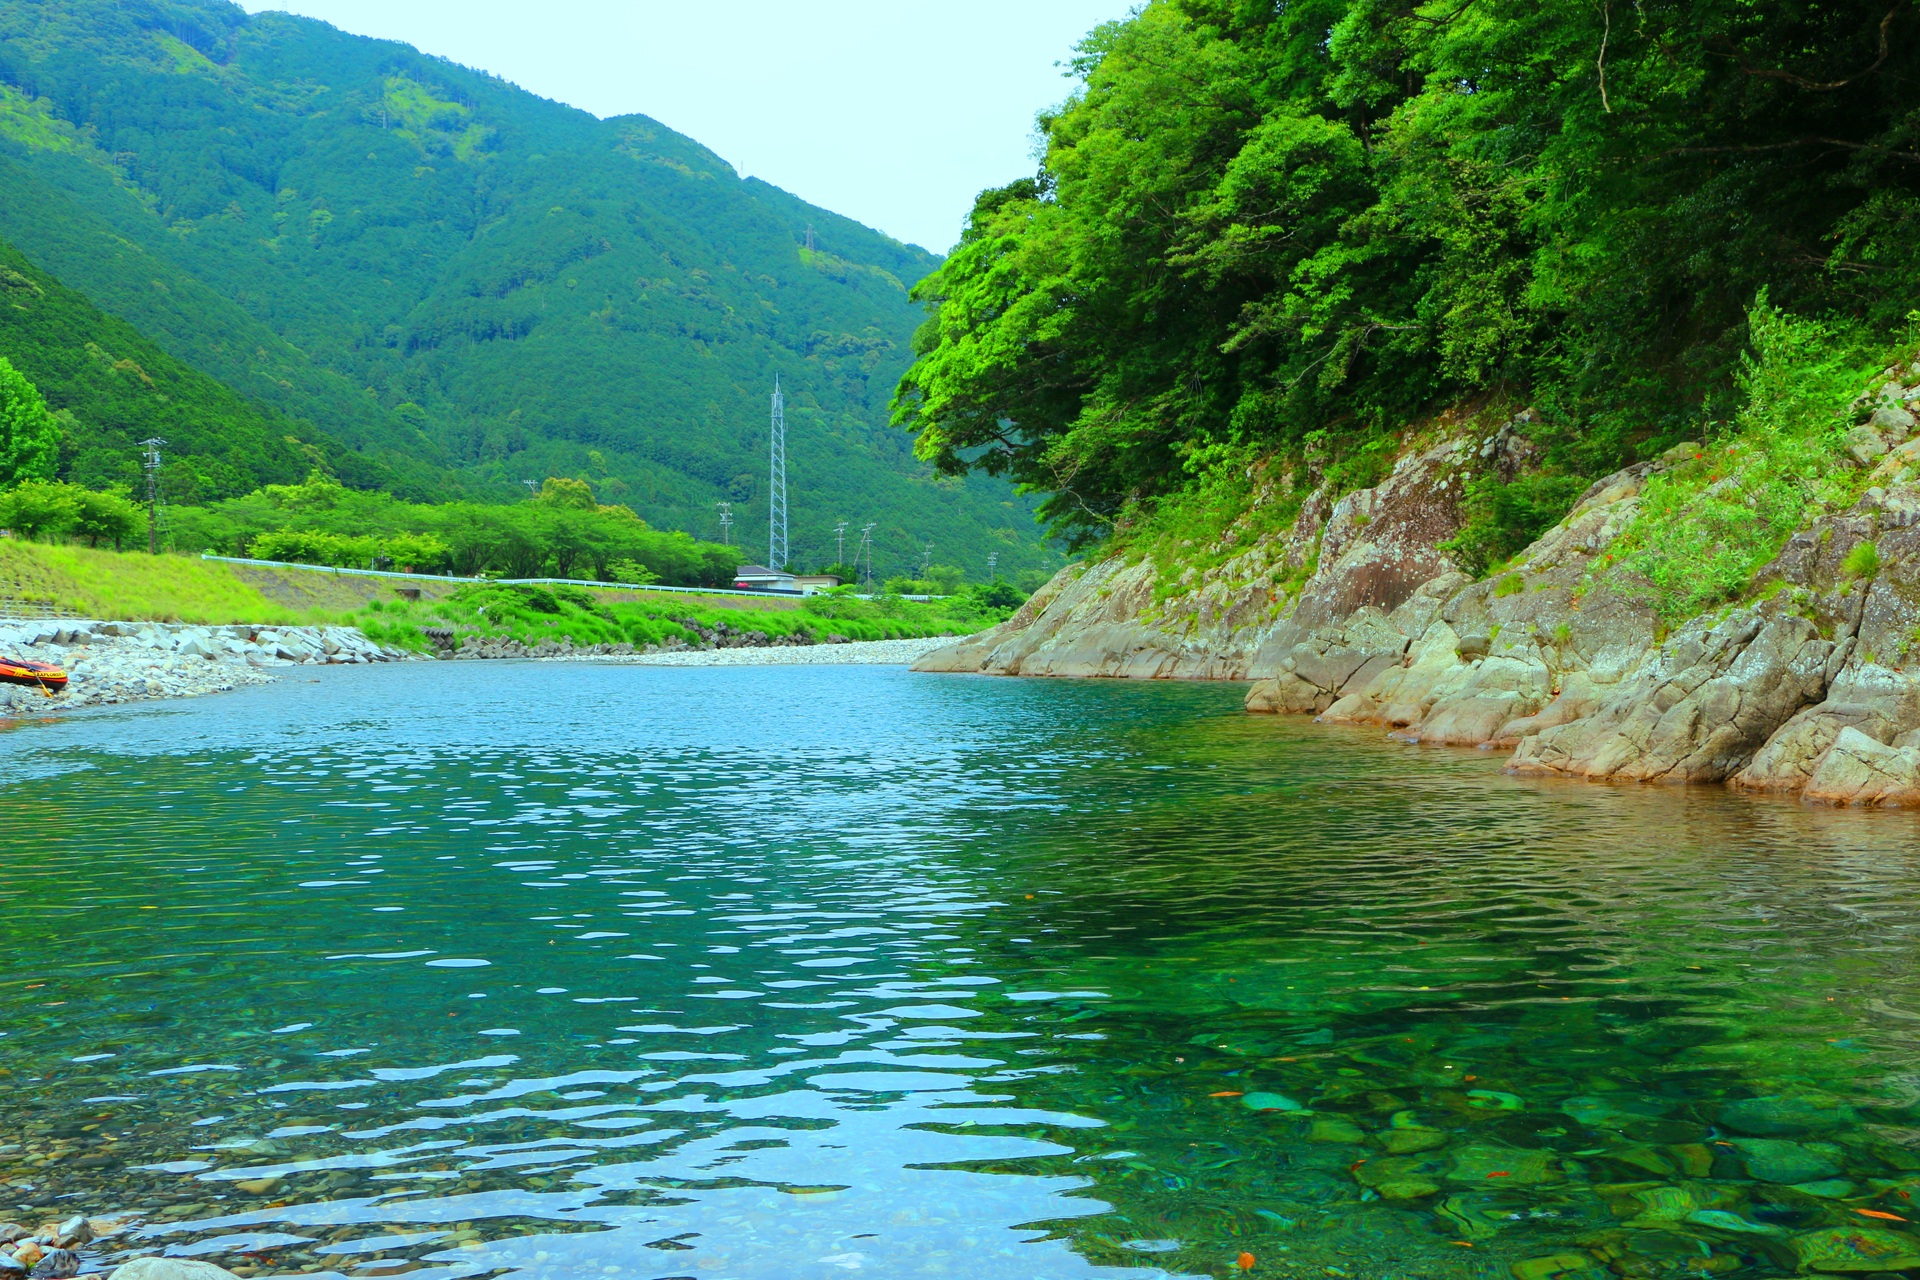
[198,555,941,601]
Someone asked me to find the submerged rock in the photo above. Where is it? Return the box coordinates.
[1684,1208,1788,1236]
[1718,1095,1856,1136]
[1728,1137,1844,1183]
[1510,1253,1607,1280]
[1789,1226,1920,1272]
[1241,1092,1305,1113]
[108,1261,244,1280]
[1446,1144,1557,1185]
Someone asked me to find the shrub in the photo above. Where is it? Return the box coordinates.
[1444,473,1590,578]
[1601,298,1871,625]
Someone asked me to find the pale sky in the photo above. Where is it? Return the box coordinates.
[238,0,1133,253]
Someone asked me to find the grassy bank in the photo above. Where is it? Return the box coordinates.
[0,541,1013,644]
[352,582,1010,653]
[0,540,299,623]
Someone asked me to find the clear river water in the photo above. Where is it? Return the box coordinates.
[4,663,1920,1280]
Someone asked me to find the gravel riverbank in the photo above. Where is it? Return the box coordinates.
[0,620,410,713]
[0,623,964,713]
[574,635,957,667]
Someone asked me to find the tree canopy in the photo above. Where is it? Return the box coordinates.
[0,354,57,488]
[892,0,1920,545]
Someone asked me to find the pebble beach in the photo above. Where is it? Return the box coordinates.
[0,621,963,714]
[576,635,955,667]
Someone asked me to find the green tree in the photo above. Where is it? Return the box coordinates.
[893,0,1920,544]
[70,486,144,550]
[1,478,79,539]
[0,356,59,489]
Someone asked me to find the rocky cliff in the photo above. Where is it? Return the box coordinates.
[916,393,1920,807]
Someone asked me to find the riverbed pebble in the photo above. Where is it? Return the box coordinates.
[28,1249,77,1279]
[0,621,413,713]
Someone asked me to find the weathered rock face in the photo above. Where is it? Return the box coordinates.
[912,543,1279,679]
[914,397,1920,806]
[1507,610,1835,784]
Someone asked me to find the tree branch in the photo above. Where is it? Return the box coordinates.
[1662,135,1920,162]
[1735,5,1900,92]
[1409,0,1481,26]
[1597,0,1613,113]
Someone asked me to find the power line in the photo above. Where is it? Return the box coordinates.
[768,378,788,570]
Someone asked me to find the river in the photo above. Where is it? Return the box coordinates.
[4,663,1920,1279]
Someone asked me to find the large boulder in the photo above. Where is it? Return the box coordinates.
[1508,608,1834,784]
[108,1261,242,1280]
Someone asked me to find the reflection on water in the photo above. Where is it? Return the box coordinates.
[3,663,1920,1279]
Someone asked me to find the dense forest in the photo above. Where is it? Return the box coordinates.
[0,237,403,498]
[0,0,1055,579]
[894,0,1920,552]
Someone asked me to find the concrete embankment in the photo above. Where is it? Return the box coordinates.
[0,620,409,712]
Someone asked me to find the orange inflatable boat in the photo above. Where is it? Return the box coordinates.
[0,656,67,693]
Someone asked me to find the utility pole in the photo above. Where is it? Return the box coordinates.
[139,437,166,555]
[920,542,933,577]
[716,501,733,545]
[988,552,999,580]
[768,378,788,570]
[834,520,848,567]
[858,522,876,586]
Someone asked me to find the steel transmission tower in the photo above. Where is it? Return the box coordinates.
[140,437,166,555]
[858,522,877,585]
[768,379,788,570]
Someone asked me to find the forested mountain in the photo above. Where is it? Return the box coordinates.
[0,0,1053,577]
[0,235,404,498]
[895,0,1920,547]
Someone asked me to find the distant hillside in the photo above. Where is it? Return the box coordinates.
[0,235,418,500]
[0,0,1056,577]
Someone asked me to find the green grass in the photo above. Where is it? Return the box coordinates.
[0,543,1015,644]
[352,582,1011,653]
[0,540,301,623]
